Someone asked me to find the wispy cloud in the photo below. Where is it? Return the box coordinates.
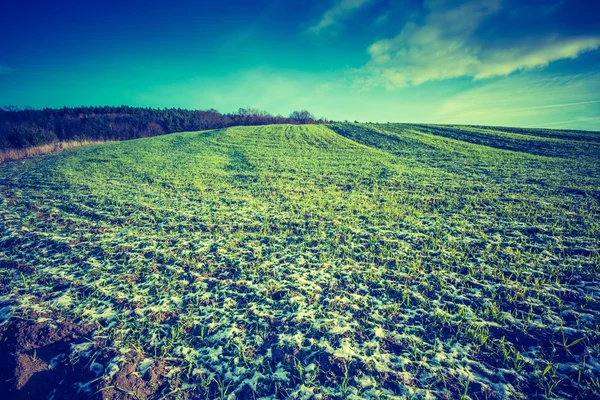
[432,72,600,129]
[437,72,600,116]
[0,66,12,75]
[355,0,600,89]
[308,0,373,34]
[473,36,600,80]
[526,117,600,128]
[495,99,600,112]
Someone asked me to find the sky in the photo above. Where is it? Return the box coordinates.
[1,0,599,130]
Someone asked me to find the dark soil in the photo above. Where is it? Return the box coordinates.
[0,315,175,399]
[0,317,96,399]
[0,316,172,400]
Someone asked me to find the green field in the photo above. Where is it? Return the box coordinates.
[1,123,599,399]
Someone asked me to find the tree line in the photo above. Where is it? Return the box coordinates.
[0,105,328,151]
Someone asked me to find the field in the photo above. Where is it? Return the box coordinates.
[0,123,599,399]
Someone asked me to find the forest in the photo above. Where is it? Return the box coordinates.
[0,106,326,151]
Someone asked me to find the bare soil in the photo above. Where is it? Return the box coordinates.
[0,317,168,399]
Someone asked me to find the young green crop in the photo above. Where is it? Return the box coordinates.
[0,123,599,399]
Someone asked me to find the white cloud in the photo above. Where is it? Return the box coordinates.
[473,36,600,79]
[357,0,600,88]
[308,0,373,34]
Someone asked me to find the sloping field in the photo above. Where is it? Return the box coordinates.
[1,124,599,399]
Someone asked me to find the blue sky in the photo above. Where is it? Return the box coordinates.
[1,0,599,129]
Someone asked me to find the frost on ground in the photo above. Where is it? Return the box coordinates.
[0,124,599,399]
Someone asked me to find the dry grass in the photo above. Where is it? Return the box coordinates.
[0,140,109,163]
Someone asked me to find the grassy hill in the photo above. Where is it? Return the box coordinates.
[1,124,599,399]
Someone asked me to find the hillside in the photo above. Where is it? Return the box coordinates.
[1,124,599,399]
[0,106,326,161]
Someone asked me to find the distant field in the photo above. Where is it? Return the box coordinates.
[1,123,599,399]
